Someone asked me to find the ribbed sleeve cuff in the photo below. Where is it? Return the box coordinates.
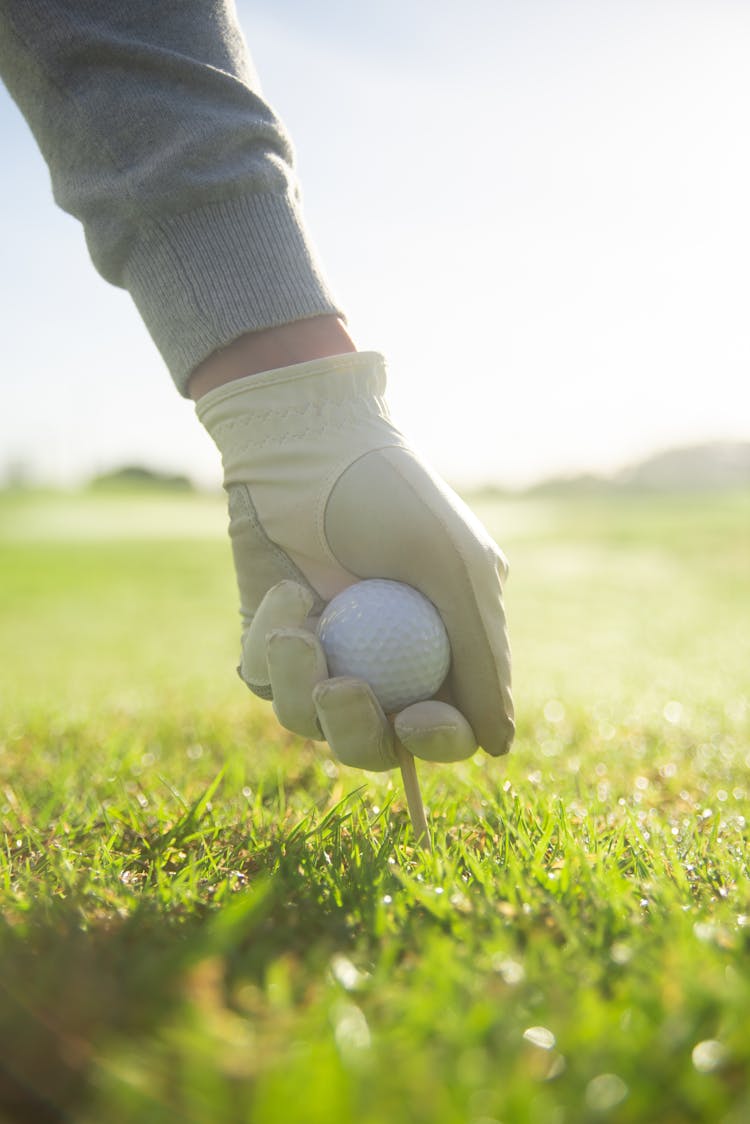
[123,191,345,395]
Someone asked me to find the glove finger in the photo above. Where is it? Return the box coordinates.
[241,580,315,693]
[312,678,397,772]
[266,628,328,740]
[395,701,477,763]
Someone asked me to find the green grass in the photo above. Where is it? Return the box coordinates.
[1,486,749,1123]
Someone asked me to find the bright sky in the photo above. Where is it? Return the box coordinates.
[1,0,749,489]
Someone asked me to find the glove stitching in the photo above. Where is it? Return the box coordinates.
[238,665,274,701]
[210,396,387,446]
[212,389,379,423]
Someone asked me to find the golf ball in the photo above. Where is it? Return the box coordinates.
[317,579,450,712]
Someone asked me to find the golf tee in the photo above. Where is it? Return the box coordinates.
[394,742,432,851]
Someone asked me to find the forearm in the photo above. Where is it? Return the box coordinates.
[0,0,343,391]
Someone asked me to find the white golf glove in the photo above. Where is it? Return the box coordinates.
[197,352,514,771]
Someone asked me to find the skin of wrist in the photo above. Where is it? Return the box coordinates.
[188,316,356,400]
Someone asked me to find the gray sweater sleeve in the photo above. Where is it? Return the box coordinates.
[0,0,344,394]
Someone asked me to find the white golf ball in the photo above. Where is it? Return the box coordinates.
[317,579,450,712]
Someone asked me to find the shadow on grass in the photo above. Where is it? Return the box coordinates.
[0,808,398,1123]
[0,903,184,1121]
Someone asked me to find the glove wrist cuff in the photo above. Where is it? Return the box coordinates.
[196,350,386,416]
[196,351,400,483]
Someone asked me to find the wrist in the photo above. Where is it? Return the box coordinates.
[187,315,356,400]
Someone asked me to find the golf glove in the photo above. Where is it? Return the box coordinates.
[197,352,514,771]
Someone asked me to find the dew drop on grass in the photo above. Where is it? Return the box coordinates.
[544,699,565,723]
[333,1001,371,1056]
[610,942,632,965]
[546,1052,567,1080]
[523,1026,556,1050]
[492,956,524,985]
[664,700,683,725]
[585,1073,628,1111]
[330,954,367,992]
[692,1039,727,1073]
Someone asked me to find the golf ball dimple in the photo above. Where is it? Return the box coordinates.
[316,579,450,712]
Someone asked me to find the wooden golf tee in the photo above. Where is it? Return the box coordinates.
[395,741,432,851]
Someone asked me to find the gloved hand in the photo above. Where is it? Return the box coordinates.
[197,351,514,771]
